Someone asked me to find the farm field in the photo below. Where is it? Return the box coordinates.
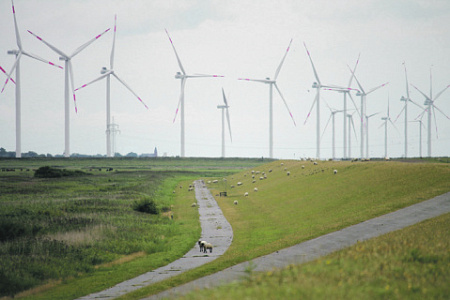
[121,159,450,300]
[0,157,268,299]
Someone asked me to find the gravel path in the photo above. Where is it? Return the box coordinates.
[77,180,233,300]
[147,191,450,300]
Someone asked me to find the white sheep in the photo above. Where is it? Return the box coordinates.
[287,171,290,176]
[212,180,218,183]
[259,177,264,180]
[334,169,338,174]
[230,185,235,189]
[281,163,284,166]
[191,202,197,207]
[313,161,318,165]
[234,200,238,205]
[237,182,243,186]
[301,165,305,169]
[203,242,213,253]
[254,187,258,192]
[244,192,249,197]
[198,240,207,252]
[252,180,256,183]
[269,169,272,173]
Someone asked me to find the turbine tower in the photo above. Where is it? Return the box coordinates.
[1,0,63,158]
[365,112,379,159]
[347,112,357,159]
[411,68,450,157]
[239,39,296,158]
[75,15,148,157]
[349,67,388,160]
[322,102,342,160]
[303,43,347,159]
[380,98,396,159]
[165,29,223,158]
[411,119,425,158]
[394,63,422,158]
[217,88,232,158]
[28,28,110,158]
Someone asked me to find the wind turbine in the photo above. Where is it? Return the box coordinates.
[28,28,110,158]
[1,0,63,158]
[347,112,358,159]
[364,112,379,159]
[75,15,148,157]
[394,62,423,158]
[239,39,296,159]
[411,68,450,157]
[349,67,389,160]
[217,88,232,158]
[1,66,15,84]
[324,55,360,160]
[410,118,425,158]
[380,97,396,159]
[321,102,342,160]
[303,42,348,159]
[165,29,223,158]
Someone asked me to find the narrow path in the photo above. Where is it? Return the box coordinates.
[77,180,233,299]
[147,191,450,299]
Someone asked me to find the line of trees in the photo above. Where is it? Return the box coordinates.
[0,148,151,158]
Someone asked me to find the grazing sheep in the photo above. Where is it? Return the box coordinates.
[254,187,258,192]
[203,243,213,253]
[252,170,255,174]
[212,180,218,183]
[188,187,193,191]
[252,180,256,183]
[234,200,238,205]
[252,175,255,179]
[287,171,290,176]
[244,192,249,197]
[281,163,284,166]
[334,169,338,174]
[173,190,176,194]
[313,161,318,165]
[237,182,243,186]
[191,203,197,207]
[230,185,235,188]
[260,177,264,180]
[269,169,272,173]
[301,165,305,169]
[198,240,207,252]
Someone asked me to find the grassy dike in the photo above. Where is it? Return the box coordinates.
[120,160,450,299]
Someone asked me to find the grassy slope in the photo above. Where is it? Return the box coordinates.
[121,160,450,299]
[181,213,450,300]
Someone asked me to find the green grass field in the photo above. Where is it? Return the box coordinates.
[1,158,449,299]
[120,160,449,299]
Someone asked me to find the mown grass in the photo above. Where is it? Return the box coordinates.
[120,160,449,299]
[181,212,450,300]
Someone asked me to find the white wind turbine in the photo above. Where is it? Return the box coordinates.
[1,0,63,158]
[321,102,343,160]
[410,118,425,158]
[379,97,396,159]
[364,111,379,159]
[239,39,296,159]
[165,29,223,158]
[394,63,423,158]
[217,88,232,158]
[324,56,360,160]
[75,15,148,157]
[303,43,349,159]
[28,28,110,158]
[349,67,389,159]
[347,112,358,159]
[411,68,450,157]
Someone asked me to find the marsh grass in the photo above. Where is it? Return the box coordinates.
[121,160,449,299]
[181,212,450,300]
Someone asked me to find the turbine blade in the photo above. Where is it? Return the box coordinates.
[348,64,365,94]
[367,112,380,118]
[394,104,406,123]
[74,72,109,92]
[238,78,270,84]
[347,53,360,87]
[408,98,423,110]
[191,73,224,78]
[347,92,361,118]
[27,30,68,57]
[414,108,427,121]
[274,38,293,81]
[350,116,358,140]
[411,84,431,101]
[71,28,111,58]
[433,103,450,120]
[366,82,389,95]
[22,50,63,69]
[11,0,22,50]
[110,15,117,69]
[68,61,77,113]
[0,66,15,84]
[165,29,186,75]
[321,114,333,141]
[222,87,228,106]
[433,85,450,102]
[173,78,186,123]
[1,52,22,93]
[303,42,321,85]
[403,62,410,99]
[112,73,148,109]
[304,90,319,125]
[274,83,296,126]
[222,89,232,142]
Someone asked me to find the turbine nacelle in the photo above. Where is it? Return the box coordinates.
[312,82,319,89]
[101,67,108,74]
[7,50,19,55]
[217,105,228,109]
[59,56,68,61]
[424,99,432,105]
[175,72,183,79]
[400,96,407,102]
[356,91,362,96]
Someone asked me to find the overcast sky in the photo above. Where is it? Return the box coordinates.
[1,0,449,159]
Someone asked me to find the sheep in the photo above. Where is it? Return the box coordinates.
[301,165,305,169]
[259,177,264,180]
[252,180,256,183]
[237,182,243,186]
[234,200,238,205]
[212,180,218,183]
[230,185,235,189]
[244,192,249,197]
[334,169,338,174]
[191,203,197,207]
[254,187,258,192]
[269,169,272,173]
[198,240,207,252]
[203,243,213,253]
[287,171,290,176]
[313,161,318,165]
[188,187,194,191]
[252,175,255,179]
[281,163,284,166]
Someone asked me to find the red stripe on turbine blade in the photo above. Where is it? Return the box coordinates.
[96,34,101,39]
[0,67,4,73]
[12,5,15,14]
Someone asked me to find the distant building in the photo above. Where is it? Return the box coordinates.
[140,147,158,158]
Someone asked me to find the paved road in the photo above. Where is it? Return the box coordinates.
[77,180,233,300]
[147,191,450,299]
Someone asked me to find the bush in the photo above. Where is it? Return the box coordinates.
[132,198,159,215]
[34,166,89,178]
